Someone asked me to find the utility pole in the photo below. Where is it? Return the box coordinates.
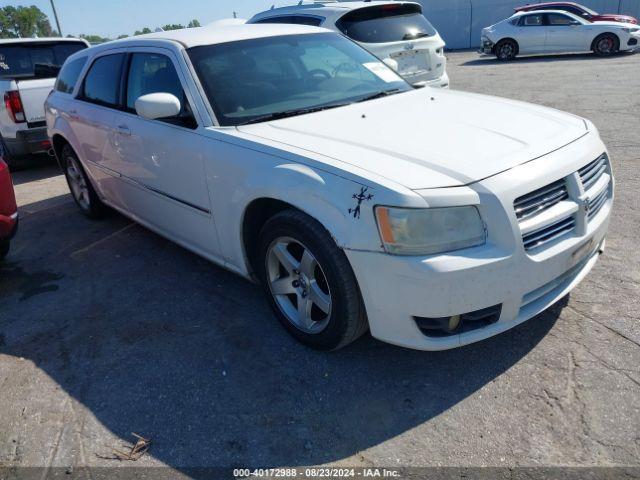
[50,0,63,37]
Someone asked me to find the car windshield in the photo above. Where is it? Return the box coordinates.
[0,42,87,79]
[336,4,437,43]
[188,33,412,126]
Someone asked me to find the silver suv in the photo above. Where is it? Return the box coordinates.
[249,1,449,88]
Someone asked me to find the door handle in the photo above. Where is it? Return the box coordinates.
[68,109,79,120]
[116,124,131,136]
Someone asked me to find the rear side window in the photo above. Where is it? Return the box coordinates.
[547,13,578,25]
[82,54,125,107]
[56,57,87,94]
[336,4,437,43]
[0,41,87,79]
[254,15,323,27]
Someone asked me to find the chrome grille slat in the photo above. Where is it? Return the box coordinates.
[522,217,575,250]
[580,155,607,192]
[514,179,568,220]
[588,187,609,219]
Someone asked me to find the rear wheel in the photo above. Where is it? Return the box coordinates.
[257,209,368,351]
[593,33,619,56]
[61,144,106,219]
[495,39,518,61]
[0,239,9,261]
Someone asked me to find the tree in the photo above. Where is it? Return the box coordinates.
[187,19,201,28]
[161,24,185,31]
[134,27,152,36]
[79,33,108,44]
[0,5,56,39]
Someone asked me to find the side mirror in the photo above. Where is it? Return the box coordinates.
[382,57,399,71]
[135,93,181,120]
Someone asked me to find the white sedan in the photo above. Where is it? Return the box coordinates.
[481,10,640,60]
[46,24,613,351]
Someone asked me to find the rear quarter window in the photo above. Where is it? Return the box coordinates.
[56,56,87,94]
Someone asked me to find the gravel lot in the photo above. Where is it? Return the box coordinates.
[1,51,639,477]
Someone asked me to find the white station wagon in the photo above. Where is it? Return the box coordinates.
[46,25,613,351]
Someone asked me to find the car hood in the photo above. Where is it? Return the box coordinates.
[236,88,588,190]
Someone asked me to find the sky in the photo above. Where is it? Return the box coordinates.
[0,0,301,38]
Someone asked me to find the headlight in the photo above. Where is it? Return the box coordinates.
[375,206,486,256]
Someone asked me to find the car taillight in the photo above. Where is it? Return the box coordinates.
[4,90,26,123]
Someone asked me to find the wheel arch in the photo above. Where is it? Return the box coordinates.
[494,37,520,55]
[591,32,620,51]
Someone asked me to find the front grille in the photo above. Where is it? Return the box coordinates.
[513,154,611,252]
[522,216,576,250]
[514,178,568,220]
[579,154,607,192]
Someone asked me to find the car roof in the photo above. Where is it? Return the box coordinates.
[512,8,580,16]
[516,2,582,9]
[249,1,421,24]
[0,37,88,45]
[87,24,331,53]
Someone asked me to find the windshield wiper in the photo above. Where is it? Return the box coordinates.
[355,89,403,103]
[239,103,349,125]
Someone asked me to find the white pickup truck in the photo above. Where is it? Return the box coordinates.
[1,38,89,169]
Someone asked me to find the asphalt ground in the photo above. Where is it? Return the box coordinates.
[0,50,639,478]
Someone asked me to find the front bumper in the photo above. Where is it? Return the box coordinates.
[346,135,613,351]
[4,126,50,157]
[479,36,495,55]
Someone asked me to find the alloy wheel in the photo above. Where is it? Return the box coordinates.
[266,236,332,334]
[66,155,90,211]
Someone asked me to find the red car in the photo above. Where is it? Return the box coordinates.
[515,2,638,24]
[0,154,18,260]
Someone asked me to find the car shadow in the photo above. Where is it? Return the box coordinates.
[0,203,564,471]
[461,51,636,66]
[10,158,61,186]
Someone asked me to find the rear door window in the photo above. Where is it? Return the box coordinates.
[0,41,87,79]
[81,53,125,107]
[254,15,323,26]
[336,4,437,43]
[56,56,87,94]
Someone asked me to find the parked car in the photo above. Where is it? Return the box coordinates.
[515,2,638,25]
[0,38,89,169]
[248,1,449,88]
[0,154,18,260]
[481,10,640,60]
[47,25,613,351]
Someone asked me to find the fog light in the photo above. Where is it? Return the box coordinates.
[448,315,461,331]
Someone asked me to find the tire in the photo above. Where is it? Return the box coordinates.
[495,39,518,61]
[593,33,619,56]
[61,144,106,219]
[0,239,9,261]
[257,209,368,351]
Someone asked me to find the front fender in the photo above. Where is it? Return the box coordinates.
[203,139,409,275]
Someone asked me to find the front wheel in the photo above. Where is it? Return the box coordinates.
[495,39,518,61]
[593,33,619,56]
[257,209,368,351]
[61,144,106,219]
